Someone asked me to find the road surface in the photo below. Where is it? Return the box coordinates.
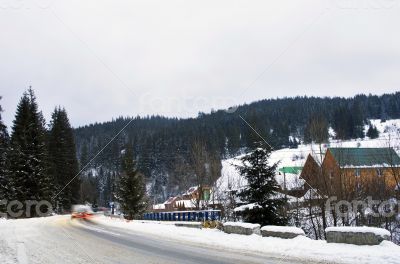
[9,216,315,264]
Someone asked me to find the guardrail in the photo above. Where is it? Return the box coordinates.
[143,210,221,221]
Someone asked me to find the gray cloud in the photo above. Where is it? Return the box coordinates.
[1,0,400,127]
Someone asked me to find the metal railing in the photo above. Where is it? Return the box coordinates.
[144,210,221,221]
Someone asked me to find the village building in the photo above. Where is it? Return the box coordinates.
[300,147,400,199]
[152,186,212,212]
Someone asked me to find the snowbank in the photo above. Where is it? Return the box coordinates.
[94,216,400,264]
[223,222,260,229]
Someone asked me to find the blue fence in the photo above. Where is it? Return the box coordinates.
[144,210,221,221]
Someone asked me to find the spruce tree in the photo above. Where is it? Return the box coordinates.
[48,107,80,212]
[80,143,89,169]
[117,146,146,220]
[236,144,287,226]
[366,124,379,139]
[8,88,52,217]
[0,97,9,201]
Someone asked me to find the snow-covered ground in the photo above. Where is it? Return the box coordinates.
[0,219,18,264]
[0,216,96,264]
[216,119,400,194]
[94,215,400,264]
[0,213,399,263]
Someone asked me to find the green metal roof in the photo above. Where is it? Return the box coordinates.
[328,148,400,168]
[279,166,303,174]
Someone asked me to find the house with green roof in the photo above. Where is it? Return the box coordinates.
[300,147,400,197]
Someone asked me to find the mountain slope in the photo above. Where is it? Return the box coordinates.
[73,93,400,205]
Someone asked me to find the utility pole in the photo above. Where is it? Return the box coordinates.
[283,171,288,218]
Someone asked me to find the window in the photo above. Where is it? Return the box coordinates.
[355,169,360,177]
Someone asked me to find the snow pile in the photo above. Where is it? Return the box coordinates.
[261,225,305,235]
[94,216,400,264]
[223,222,260,229]
[326,226,391,238]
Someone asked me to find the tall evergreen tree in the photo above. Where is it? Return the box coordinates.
[333,106,352,139]
[0,97,9,201]
[236,144,287,226]
[79,143,89,168]
[117,146,146,220]
[8,88,52,217]
[366,123,379,139]
[48,107,80,212]
[351,102,365,139]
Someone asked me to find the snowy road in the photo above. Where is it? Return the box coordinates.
[2,216,306,264]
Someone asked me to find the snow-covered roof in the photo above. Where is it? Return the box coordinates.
[182,186,198,196]
[329,147,400,168]
[165,196,178,204]
[297,189,324,202]
[152,204,165,210]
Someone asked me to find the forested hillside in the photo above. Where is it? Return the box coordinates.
[74,92,400,205]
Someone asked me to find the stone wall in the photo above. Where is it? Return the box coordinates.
[175,223,202,229]
[261,228,305,239]
[326,227,390,245]
[223,222,261,235]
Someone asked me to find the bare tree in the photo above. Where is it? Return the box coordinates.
[171,154,195,195]
[190,140,221,210]
[306,115,330,236]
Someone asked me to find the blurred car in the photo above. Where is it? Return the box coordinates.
[71,205,94,219]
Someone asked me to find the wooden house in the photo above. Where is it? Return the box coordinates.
[300,148,400,199]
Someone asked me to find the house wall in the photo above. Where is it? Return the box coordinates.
[341,167,400,199]
[322,150,400,199]
[321,150,343,196]
[300,154,322,191]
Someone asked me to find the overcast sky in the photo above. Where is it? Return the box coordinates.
[1,0,400,127]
